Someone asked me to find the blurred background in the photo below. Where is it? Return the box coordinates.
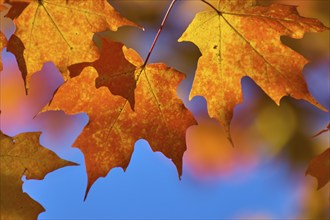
[1,0,329,219]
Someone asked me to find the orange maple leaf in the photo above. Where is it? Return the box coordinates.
[46,44,197,197]
[179,0,329,138]
[9,0,140,87]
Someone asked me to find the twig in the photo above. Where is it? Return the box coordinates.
[143,0,177,67]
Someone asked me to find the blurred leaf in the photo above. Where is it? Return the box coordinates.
[253,102,297,155]
[306,147,329,190]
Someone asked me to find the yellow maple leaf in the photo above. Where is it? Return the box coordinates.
[178,0,328,138]
[0,131,76,220]
[10,0,140,86]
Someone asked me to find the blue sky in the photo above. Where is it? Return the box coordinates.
[24,139,302,219]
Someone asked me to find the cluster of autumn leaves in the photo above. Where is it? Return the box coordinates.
[0,0,329,219]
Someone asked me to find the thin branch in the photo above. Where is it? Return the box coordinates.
[143,0,177,67]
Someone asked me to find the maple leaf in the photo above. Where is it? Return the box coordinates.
[68,36,136,109]
[46,44,197,197]
[306,148,330,190]
[10,0,140,87]
[0,131,76,220]
[178,0,328,137]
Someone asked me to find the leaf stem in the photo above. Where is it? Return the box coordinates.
[143,0,177,67]
[200,0,221,14]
